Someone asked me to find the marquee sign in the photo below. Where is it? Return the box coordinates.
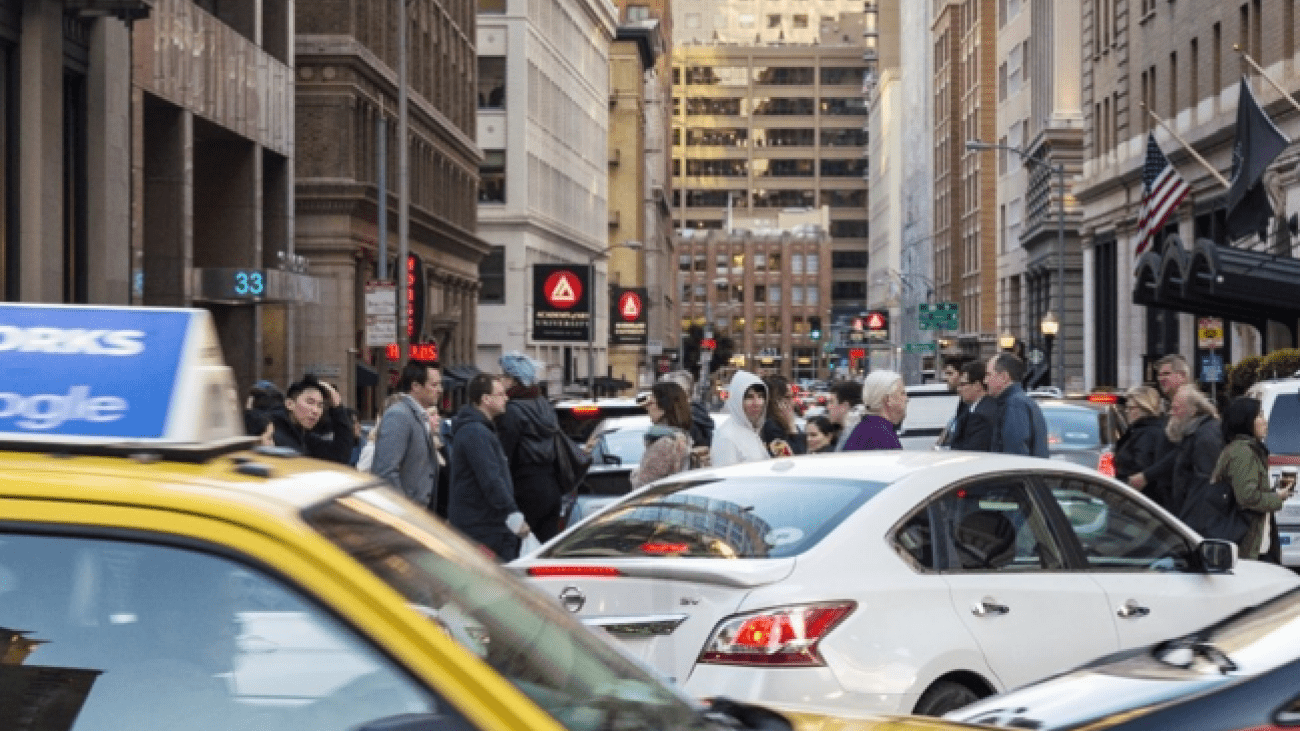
[533,264,591,341]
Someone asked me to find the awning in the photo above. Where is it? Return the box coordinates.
[1133,234,1300,347]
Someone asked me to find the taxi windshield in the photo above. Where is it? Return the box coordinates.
[304,487,712,731]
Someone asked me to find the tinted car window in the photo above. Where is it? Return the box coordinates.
[1266,393,1300,456]
[1043,408,1102,449]
[928,478,1065,571]
[1045,477,1194,571]
[545,477,888,559]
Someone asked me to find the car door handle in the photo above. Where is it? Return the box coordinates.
[971,601,1010,617]
[1117,603,1151,618]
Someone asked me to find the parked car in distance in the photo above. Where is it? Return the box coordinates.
[1037,396,1126,476]
[554,396,647,443]
[948,585,1300,731]
[515,451,1299,719]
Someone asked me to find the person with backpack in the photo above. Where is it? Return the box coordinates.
[1212,397,1290,562]
[496,353,565,544]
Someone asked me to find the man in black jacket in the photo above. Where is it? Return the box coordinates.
[950,361,996,451]
[449,374,530,560]
[270,375,355,464]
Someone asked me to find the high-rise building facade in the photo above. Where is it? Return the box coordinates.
[671,38,871,380]
[1080,0,1300,389]
[475,0,618,392]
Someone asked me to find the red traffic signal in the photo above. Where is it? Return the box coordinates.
[701,338,717,350]
[865,311,889,332]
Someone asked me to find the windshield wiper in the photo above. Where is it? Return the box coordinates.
[1153,636,1238,674]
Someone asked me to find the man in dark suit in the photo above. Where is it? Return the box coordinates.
[937,358,968,448]
[951,361,996,451]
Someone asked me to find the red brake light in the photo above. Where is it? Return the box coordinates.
[526,566,622,577]
[1098,451,1116,477]
[700,602,856,667]
[1088,393,1119,404]
[641,542,690,554]
[572,405,601,418]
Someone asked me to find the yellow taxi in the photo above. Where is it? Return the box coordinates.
[0,304,982,731]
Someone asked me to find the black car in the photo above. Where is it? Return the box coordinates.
[947,585,1300,731]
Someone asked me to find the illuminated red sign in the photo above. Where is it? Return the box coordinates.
[618,290,643,322]
[865,313,886,331]
[386,342,439,362]
[849,348,866,359]
[701,338,717,350]
[543,269,583,310]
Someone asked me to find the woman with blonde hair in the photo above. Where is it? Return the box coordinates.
[1113,385,1173,509]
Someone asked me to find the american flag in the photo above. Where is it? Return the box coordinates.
[1135,132,1189,257]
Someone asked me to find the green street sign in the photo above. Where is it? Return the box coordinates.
[904,342,936,353]
[919,302,959,330]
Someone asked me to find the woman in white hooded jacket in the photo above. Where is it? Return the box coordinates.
[711,370,771,467]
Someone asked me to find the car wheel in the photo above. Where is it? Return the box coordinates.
[913,680,980,716]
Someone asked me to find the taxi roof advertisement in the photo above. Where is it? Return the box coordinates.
[0,304,242,445]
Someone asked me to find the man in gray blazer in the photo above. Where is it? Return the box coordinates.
[372,360,443,508]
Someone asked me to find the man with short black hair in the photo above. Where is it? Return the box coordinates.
[448,374,530,560]
[950,361,996,451]
[269,375,355,463]
[372,360,442,508]
[985,353,1049,457]
[826,379,864,451]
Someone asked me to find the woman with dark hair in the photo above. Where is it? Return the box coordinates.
[631,382,693,488]
[805,416,840,454]
[1212,397,1291,561]
[760,375,807,457]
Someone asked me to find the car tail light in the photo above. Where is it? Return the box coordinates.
[699,602,855,667]
[1088,392,1119,404]
[641,542,690,554]
[572,405,601,418]
[526,566,622,577]
[1098,451,1116,477]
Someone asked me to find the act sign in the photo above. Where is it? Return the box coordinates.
[1197,317,1224,349]
[610,287,648,346]
[533,265,591,341]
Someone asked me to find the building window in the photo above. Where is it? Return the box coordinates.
[831,281,865,300]
[478,57,505,108]
[831,250,868,267]
[793,14,808,28]
[754,284,767,302]
[791,254,804,274]
[626,4,650,20]
[679,254,691,272]
[479,0,505,13]
[767,14,782,27]
[806,254,819,273]
[479,247,505,304]
[478,151,505,202]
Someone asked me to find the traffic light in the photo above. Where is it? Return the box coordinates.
[809,316,822,340]
[865,310,889,333]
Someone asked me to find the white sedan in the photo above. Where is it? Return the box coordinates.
[511,452,1299,718]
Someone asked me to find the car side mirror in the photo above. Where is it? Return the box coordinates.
[1198,539,1237,573]
[602,453,622,465]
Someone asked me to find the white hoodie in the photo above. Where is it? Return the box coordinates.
[711,370,771,467]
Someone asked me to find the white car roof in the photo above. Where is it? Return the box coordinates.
[680,449,1102,485]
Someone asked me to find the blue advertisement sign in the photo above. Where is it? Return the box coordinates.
[1200,354,1225,383]
[0,306,194,439]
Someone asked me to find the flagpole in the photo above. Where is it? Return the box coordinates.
[1235,45,1300,116]
[1142,104,1231,189]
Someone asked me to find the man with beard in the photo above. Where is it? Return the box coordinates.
[1162,384,1223,522]
[1128,354,1191,496]
[937,358,969,448]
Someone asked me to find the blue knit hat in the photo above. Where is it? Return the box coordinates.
[499,352,537,386]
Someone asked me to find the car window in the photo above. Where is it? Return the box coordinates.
[1044,477,1194,571]
[927,478,1065,571]
[1043,408,1102,449]
[545,476,888,559]
[596,427,648,466]
[1266,393,1300,456]
[0,533,448,731]
[306,489,713,731]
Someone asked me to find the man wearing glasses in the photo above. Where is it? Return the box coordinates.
[448,374,531,561]
[949,361,996,451]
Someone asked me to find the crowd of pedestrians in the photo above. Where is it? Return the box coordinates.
[242,348,1295,565]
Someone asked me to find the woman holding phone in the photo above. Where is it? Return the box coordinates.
[1213,397,1291,562]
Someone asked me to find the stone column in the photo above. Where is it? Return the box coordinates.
[18,0,64,301]
[142,105,192,306]
[86,18,131,304]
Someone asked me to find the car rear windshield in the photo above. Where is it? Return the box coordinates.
[1267,393,1300,456]
[543,476,887,559]
[1044,408,1101,449]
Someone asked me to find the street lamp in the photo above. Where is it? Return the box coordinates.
[966,139,1066,389]
[1040,311,1059,386]
[999,332,1017,351]
[587,241,642,398]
